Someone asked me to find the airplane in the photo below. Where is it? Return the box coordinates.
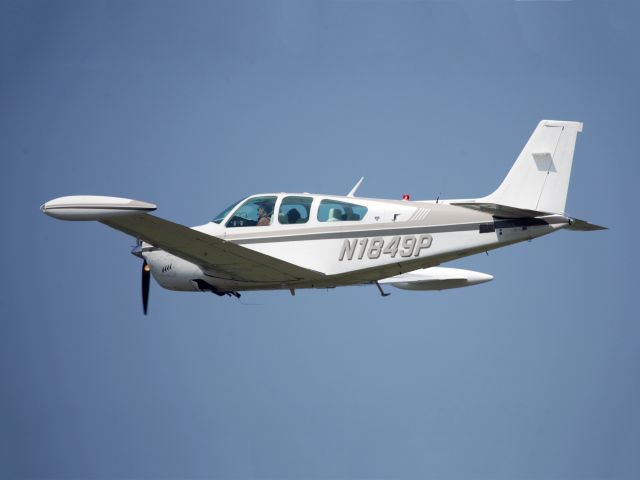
[42,120,605,314]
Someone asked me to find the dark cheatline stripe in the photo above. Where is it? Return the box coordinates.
[232,217,561,245]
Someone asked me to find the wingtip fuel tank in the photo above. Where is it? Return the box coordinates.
[41,195,156,221]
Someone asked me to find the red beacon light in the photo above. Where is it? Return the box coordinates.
[402,194,410,201]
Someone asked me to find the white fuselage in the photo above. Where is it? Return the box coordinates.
[143,193,568,293]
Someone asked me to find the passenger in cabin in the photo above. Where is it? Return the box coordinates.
[327,207,344,221]
[286,208,301,224]
[344,206,356,221]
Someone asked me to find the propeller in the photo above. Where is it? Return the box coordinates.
[142,260,150,315]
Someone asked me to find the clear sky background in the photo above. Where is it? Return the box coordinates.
[1,1,639,479]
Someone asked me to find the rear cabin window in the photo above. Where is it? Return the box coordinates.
[226,196,277,227]
[278,196,312,224]
[317,200,367,222]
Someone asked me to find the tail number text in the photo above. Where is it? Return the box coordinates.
[339,234,432,261]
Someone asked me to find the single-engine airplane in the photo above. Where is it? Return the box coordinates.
[42,120,605,313]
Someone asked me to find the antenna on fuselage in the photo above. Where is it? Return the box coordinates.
[347,177,364,197]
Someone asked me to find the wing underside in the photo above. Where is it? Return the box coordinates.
[101,213,323,283]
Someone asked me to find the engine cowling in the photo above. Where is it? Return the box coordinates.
[143,250,204,292]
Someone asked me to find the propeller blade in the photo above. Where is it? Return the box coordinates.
[142,260,150,315]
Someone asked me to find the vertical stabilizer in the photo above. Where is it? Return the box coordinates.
[481,120,583,214]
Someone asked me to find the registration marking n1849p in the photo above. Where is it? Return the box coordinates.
[339,234,433,261]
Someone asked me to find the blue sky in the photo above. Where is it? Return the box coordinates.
[1,1,639,478]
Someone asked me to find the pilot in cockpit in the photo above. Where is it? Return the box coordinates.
[257,204,272,226]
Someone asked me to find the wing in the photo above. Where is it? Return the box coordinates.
[41,195,322,283]
[103,213,323,282]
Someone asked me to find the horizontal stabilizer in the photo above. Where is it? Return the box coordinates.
[567,218,607,231]
[451,201,551,218]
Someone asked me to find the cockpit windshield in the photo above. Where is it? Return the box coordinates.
[226,196,277,227]
[212,199,242,224]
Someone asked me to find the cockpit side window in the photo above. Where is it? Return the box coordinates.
[212,200,242,224]
[317,200,367,222]
[226,196,277,228]
[278,196,312,224]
